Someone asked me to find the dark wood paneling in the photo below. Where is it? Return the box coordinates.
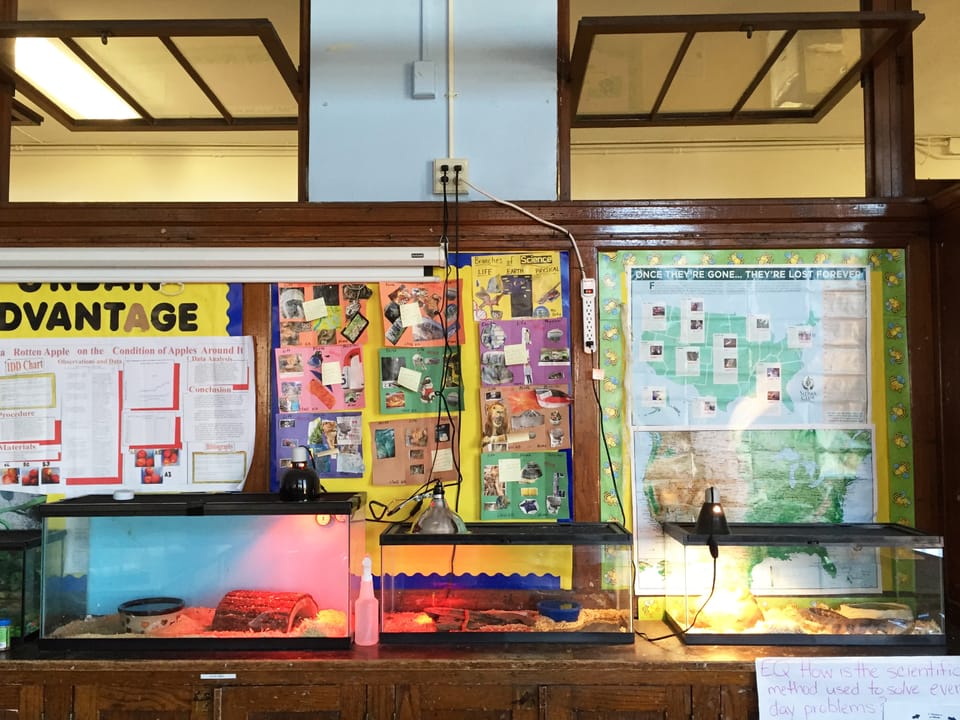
[930,183,960,636]
[241,283,273,493]
[0,198,938,529]
[862,0,917,197]
[557,0,571,201]
[0,0,16,202]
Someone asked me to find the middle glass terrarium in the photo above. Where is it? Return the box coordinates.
[379,521,634,644]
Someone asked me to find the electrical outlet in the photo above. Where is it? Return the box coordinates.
[433,158,469,194]
[581,277,597,354]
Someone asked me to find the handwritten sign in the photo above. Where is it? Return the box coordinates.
[756,656,960,720]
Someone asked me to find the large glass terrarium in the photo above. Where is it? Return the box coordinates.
[37,492,365,650]
[662,522,944,645]
[0,530,43,643]
[379,521,634,644]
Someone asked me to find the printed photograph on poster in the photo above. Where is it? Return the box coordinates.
[480,450,570,520]
[478,317,571,386]
[275,412,364,478]
[378,280,463,347]
[379,346,461,414]
[126,445,181,487]
[369,416,460,485]
[1,461,62,490]
[277,282,372,347]
[471,251,564,320]
[275,345,365,412]
[480,385,572,453]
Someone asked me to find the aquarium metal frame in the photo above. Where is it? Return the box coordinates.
[661,522,943,548]
[380,521,632,545]
[36,491,365,517]
[661,611,945,647]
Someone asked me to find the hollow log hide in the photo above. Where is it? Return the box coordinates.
[212,590,319,633]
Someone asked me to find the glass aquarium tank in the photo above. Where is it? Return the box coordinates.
[662,522,944,645]
[37,492,364,650]
[379,521,633,644]
[0,530,43,643]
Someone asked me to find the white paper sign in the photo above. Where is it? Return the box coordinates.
[0,336,256,495]
[756,656,960,720]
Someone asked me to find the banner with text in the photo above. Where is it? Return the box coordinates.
[0,283,242,338]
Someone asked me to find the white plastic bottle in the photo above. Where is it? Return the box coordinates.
[354,555,379,646]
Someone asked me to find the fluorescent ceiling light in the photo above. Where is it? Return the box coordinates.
[15,37,139,120]
[0,246,445,283]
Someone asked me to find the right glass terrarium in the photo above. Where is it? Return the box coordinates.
[662,522,944,645]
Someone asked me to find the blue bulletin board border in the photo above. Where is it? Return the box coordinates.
[224,283,244,336]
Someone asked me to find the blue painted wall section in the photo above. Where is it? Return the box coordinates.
[308,1,557,202]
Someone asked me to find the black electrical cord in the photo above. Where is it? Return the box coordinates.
[374,163,465,527]
[636,548,719,643]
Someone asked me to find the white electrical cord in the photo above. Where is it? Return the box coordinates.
[458,177,585,274]
[457,176,597,353]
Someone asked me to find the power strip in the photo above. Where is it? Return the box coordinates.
[581,277,597,354]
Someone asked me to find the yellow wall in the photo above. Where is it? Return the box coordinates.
[10,149,297,202]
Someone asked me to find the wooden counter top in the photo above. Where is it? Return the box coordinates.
[3,622,949,675]
[0,624,953,720]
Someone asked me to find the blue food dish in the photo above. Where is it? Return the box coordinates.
[538,599,582,622]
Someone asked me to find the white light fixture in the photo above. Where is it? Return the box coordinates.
[15,37,139,120]
[0,246,445,283]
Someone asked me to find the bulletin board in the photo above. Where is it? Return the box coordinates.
[268,253,574,558]
[595,249,914,610]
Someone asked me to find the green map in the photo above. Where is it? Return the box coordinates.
[633,428,876,592]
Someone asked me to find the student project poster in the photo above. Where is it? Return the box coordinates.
[276,282,372,347]
[275,345,365,412]
[378,280,463,347]
[478,316,571,386]
[275,412,364,478]
[369,416,460,485]
[480,385,572,453]
[378,346,461,414]
[480,450,570,520]
[0,336,256,495]
[471,251,564,320]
